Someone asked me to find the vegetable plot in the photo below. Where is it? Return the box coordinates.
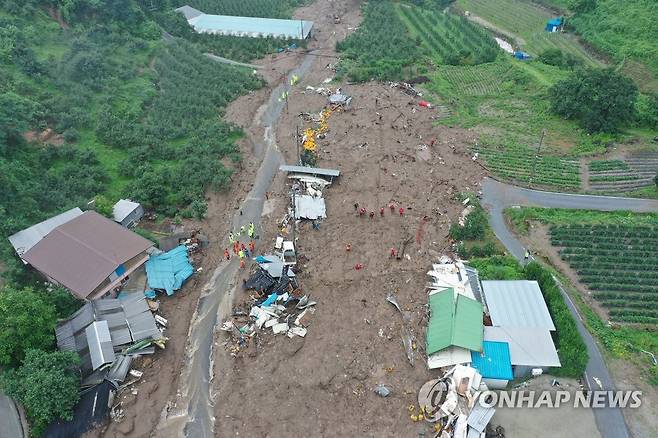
[550,224,658,324]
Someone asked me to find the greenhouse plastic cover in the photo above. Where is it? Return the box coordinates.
[145,245,193,295]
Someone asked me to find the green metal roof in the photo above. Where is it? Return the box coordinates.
[426,289,483,355]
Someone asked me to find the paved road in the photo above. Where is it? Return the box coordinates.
[480,177,658,438]
[156,52,316,438]
[0,393,25,438]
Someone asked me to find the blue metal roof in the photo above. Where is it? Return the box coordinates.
[471,341,513,380]
[145,246,194,295]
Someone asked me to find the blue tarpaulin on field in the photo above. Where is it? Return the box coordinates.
[545,17,562,32]
[514,51,531,60]
[145,246,194,295]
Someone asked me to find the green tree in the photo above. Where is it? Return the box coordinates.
[0,287,58,367]
[550,68,638,133]
[0,349,80,436]
[93,194,114,218]
[48,287,83,319]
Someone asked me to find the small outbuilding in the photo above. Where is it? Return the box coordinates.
[426,288,483,369]
[112,199,144,228]
[145,245,194,296]
[484,326,561,377]
[545,17,563,32]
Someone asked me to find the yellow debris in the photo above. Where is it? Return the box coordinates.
[408,405,416,413]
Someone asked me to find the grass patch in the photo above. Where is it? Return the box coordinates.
[456,0,603,66]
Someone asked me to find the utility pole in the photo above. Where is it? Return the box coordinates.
[529,129,545,188]
[296,125,301,165]
[291,190,296,244]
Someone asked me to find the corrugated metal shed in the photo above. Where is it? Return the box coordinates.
[481,280,556,331]
[8,207,83,256]
[426,288,483,355]
[467,398,496,433]
[55,294,161,377]
[145,245,194,295]
[294,194,326,220]
[470,341,513,380]
[106,355,132,384]
[86,321,115,370]
[188,14,313,39]
[280,164,340,178]
[464,265,484,305]
[484,326,561,368]
[112,199,143,226]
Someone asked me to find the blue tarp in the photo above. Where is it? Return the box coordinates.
[514,51,531,60]
[145,246,194,295]
[471,341,513,381]
[545,17,562,32]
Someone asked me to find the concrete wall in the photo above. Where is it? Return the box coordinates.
[483,377,509,389]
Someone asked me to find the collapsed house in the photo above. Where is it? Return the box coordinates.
[50,293,164,437]
[419,364,496,438]
[55,293,163,383]
[9,210,154,300]
[279,164,339,223]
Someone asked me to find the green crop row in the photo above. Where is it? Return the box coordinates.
[589,174,640,183]
[588,160,630,172]
[548,223,658,323]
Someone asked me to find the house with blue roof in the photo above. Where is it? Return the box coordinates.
[470,340,514,389]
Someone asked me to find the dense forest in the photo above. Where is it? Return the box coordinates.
[0,0,304,433]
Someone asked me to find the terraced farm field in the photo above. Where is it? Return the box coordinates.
[437,62,514,96]
[456,0,602,66]
[396,4,498,65]
[587,153,658,193]
[550,224,658,324]
[473,142,581,190]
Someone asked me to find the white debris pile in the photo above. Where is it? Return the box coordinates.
[417,365,497,438]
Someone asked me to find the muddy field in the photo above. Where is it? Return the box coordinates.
[212,1,489,435]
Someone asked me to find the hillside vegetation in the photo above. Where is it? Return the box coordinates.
[0,0,301,283]
[558,0,658,83]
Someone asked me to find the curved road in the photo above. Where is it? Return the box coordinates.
[482,177,658,438]
[157,52,316,438]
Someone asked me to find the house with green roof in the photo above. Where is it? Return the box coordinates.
[427,288,484,369]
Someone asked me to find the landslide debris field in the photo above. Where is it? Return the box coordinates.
[213,36,487,438]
